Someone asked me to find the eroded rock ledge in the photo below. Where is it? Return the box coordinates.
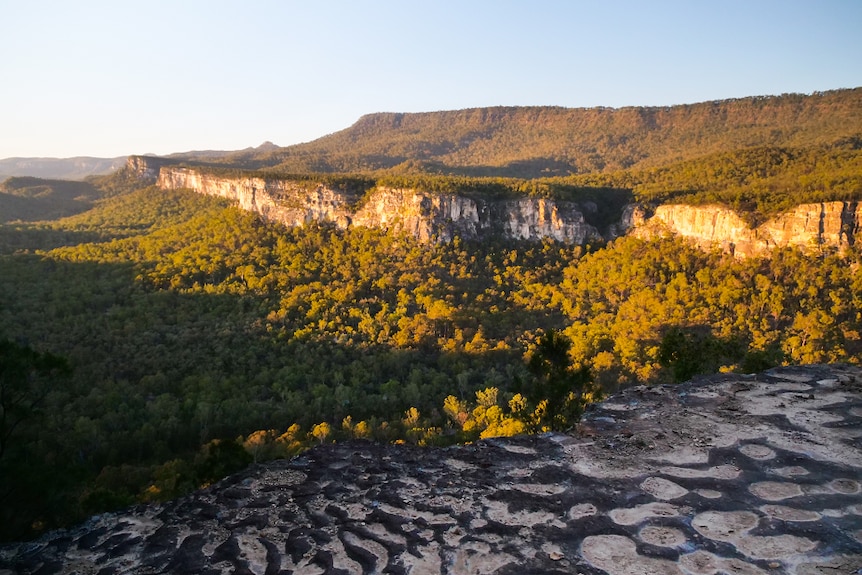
[3,364,861,574]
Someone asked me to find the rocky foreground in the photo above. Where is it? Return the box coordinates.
[2,365,861,574]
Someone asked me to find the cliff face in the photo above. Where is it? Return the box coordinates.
[630,202,861,257]
[134,157,859,254]
[152,161,601,244]
[157,167,358,229]
[127,156,174,183]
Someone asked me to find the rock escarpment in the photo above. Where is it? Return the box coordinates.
[134,156,861,254]
[126,155,175,182]
[154,164,601,244]
[2,364,861,574]
[627,202,861,257]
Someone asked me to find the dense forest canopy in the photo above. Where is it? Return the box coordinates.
[1,88,861,542]
[1,183,860,540]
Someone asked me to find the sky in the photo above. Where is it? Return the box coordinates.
[1,0,860,159]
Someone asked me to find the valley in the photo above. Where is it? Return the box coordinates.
[0,90,860,545]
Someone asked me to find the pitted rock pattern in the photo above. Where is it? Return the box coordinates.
[2,365,861,574]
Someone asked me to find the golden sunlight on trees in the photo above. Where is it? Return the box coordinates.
[311,422,332,444]
[2,171,861,540]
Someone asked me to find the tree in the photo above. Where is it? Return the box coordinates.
[524,330,596,430]
[311,422,332,444]
[194,439,252,487]
[0,339,69,461]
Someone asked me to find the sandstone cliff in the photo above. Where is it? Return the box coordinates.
[127,155,175,182]
[132,156,861,255]
[151,160,602,244]
[628,202,861,257]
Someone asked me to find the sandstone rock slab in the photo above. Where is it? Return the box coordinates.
[2,365,861,574]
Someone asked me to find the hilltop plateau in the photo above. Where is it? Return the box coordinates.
[184,89,862,177]
[114,89,862,256]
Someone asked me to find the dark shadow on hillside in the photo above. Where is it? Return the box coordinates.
[0,193,95,223]
[437,158,580,179]
[658,324,784,383]
[0,178,102,223]
[0,226,113,254]
[0,254,287,539]
[0,252,561,540]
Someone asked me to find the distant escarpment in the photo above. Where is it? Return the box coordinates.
[208,89,862,177]
[154,163,602,244]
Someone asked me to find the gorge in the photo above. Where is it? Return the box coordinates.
[3,90,861,573]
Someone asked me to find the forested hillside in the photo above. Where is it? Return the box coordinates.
[209,89,862,177]
[148,89,862,227]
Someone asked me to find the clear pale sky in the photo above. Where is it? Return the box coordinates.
[1,0,860,158]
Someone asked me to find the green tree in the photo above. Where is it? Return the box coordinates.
[0,339,70,461]
[194,439,252,487]
[524,330,596,430]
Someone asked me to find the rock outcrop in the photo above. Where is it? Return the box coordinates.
[3,364,861,574]
[132,156,861,254]
[126,156,175,183]
[157,167,358,230]
[153,161,601,244]
[628,202,861,257]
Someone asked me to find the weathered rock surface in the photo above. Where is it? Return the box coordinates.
[126,155,174,183]
[629,202,861,257]
[3,364,861,574]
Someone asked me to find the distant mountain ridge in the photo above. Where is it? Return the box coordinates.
[121,88,862,254]
[207,89,862,177]
[5,89,860,182]
[0,156,127,181]
[0,144,287,182]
